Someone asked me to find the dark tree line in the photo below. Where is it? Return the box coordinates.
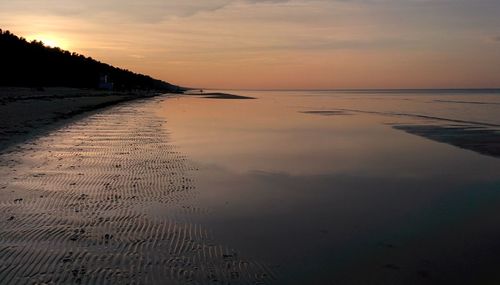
[0,29,183,92]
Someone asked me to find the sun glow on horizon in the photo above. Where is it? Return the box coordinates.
[3,0,499,89]
[27,34,70,50]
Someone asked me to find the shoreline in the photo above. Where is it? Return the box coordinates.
[0,95,273,284]
[0,87,167,153]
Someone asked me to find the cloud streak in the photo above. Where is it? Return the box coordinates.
[0,0,302,23]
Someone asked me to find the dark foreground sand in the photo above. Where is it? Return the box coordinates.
[0,94,274,284]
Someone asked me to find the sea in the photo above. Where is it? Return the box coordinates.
[0,89,499,284]
[159,89,500,284]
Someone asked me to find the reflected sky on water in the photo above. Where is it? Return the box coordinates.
[157,90,500,284]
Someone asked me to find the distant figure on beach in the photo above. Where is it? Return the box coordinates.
[99,74,114,90]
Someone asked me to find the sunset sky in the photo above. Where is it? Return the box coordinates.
[1,0,500,89]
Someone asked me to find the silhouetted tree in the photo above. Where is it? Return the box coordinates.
[0,29,183,92]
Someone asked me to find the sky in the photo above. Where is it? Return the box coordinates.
[1,0,500,89]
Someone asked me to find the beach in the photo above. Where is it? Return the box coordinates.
[0,92,274,285]
[0,89,500,284]
[0,88,167,153]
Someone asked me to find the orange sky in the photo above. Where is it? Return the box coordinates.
[1,0,500,89]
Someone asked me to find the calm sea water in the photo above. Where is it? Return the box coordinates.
[157,90,500,284]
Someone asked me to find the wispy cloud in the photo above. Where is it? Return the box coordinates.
[0,0,233,22]
[0,0,300,23]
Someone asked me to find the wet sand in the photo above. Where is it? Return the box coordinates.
[183,91,256,100]
[303,108,500,159]
[0,96,274,284]
[0,87,162,153]
[392,124,500,158]
[200,93,256,100]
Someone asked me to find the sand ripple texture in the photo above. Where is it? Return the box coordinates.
[0,98,275,285]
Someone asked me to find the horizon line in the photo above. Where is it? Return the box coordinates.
[195,87,500,92]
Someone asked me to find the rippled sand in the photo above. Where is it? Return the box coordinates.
[0,98,274,284]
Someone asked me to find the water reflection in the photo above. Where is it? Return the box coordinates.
[157,90,500,284]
